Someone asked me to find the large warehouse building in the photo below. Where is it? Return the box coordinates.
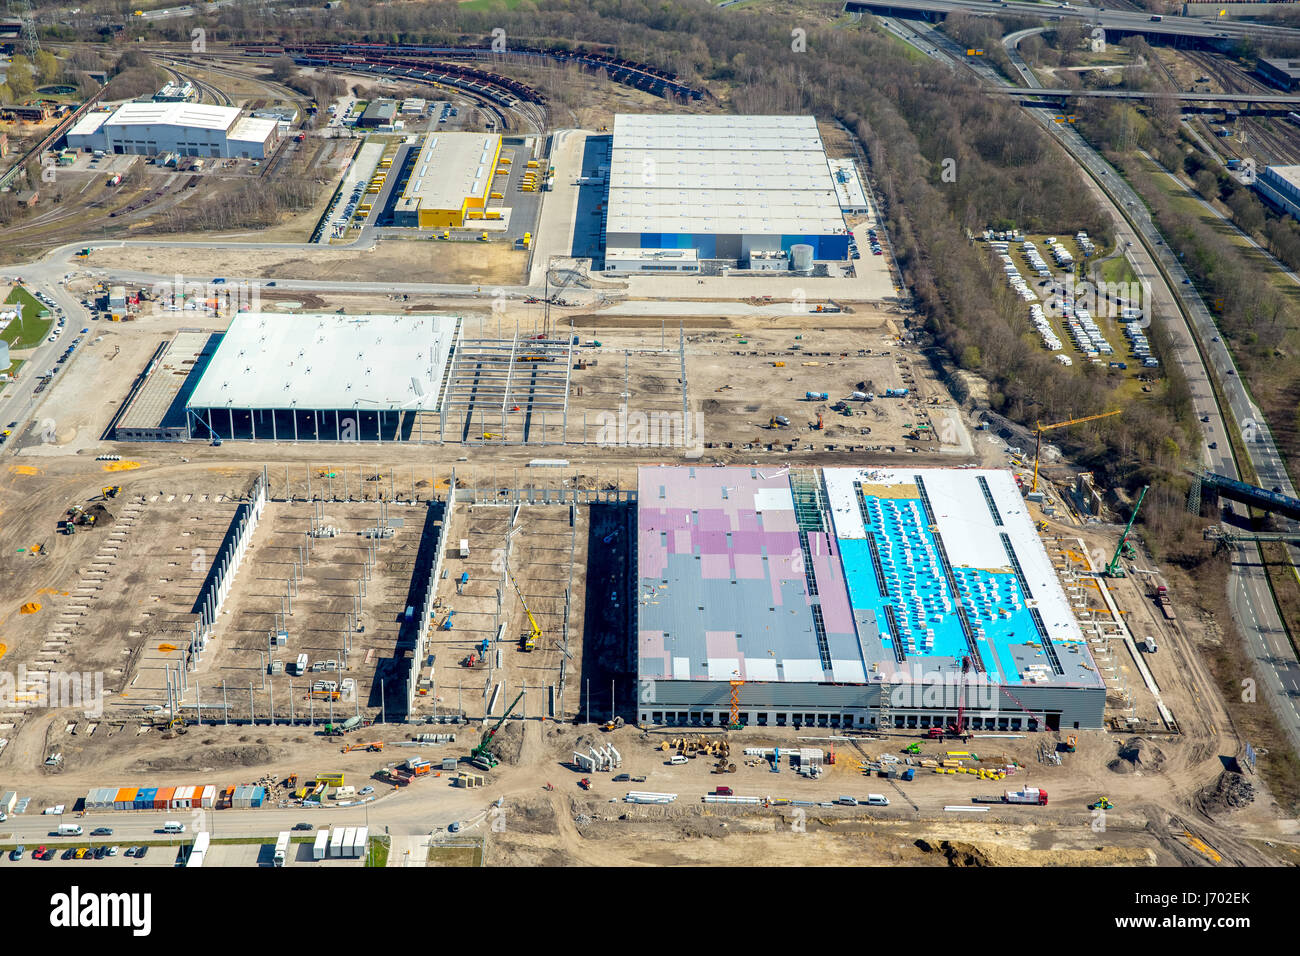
[604,114,853,272]
[635,466,1106,731]
[66,103,279,159]
[184,313,460,442]
[1253,164,1300,222]
[392,132,502,228]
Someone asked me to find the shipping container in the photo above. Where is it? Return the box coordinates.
[0,791,16,814]
[352,827,368,858]
[313,830,329,860]
[329,827,345,858]
[200,785,217,809]
[115,787,138,810]
[136,787,157,810]
[155,786,175,810]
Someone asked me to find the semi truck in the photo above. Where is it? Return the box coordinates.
[273,830,290,867]
[973,788,1048,805]
[1151,579,1176,620]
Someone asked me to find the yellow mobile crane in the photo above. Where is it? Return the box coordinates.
[1031,410,1123,493]
[508,573,542,652]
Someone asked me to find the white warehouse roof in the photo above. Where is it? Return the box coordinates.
[67,110,112,138]
[229,116,278,143]
[105,101,242,132]
[606,114,848,237]
[187,313,459,413]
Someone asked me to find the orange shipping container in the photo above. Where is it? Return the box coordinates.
[154,786,175,810]
[115,787,137,808]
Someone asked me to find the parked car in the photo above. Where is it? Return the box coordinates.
[135,846,149,858]
[61,848,76,860]
[9,847,24,861]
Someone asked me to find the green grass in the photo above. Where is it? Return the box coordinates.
[0,358,24,393]
[1098,254,1137,287]
[426,842,482,866]
[2,286,52,349]
[366,836,389,867]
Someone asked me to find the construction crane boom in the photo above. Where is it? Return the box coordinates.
[469,690,525,770]
[1105,484,1148,578]
[508,573,542,652]
[1031,410,1122,493]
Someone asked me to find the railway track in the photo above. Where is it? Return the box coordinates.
[1183,50,1300,165]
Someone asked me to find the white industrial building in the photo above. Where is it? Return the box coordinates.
[66,102,279,159]
[604,114,852,272]
[185,312,461,442]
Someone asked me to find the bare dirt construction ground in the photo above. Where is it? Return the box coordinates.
[84,240,526,286]
[417,502,584,723]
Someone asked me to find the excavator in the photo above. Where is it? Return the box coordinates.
[508,573,541,652]
[469,690,525,771]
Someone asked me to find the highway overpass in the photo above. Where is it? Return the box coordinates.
[844,0,1300,43]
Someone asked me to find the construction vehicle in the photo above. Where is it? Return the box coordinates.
[1064,734,1077,753]
[578,777,591,790]
[1030,410,1122,494]
[601,717,623,732]
[904,742,922,755]
[468,690,525,771]
[767,416,791,429]
[1104,485,1148,578]
[460,651,486,668]
[1149,576,1176,620]
[100,486,120,499]
[508,573,542,652]
[1089,796,1114,810]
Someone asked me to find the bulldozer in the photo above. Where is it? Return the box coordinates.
[1089,796,1114,810]
[601,717,624,732]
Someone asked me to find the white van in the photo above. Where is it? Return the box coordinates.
[159,821,186,834]
[668,754,688,765]
[56,823,83,836]
[865,794,890,807]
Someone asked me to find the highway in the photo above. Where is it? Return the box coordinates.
[892,15,1300,750]
[985,88,1300,105]
[846,0,1300,42]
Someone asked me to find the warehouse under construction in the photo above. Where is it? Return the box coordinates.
[634,466,1106,731]
[183,312,460,442]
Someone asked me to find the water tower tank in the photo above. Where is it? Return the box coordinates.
[790,244,814,273]
[0,340,10,372]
